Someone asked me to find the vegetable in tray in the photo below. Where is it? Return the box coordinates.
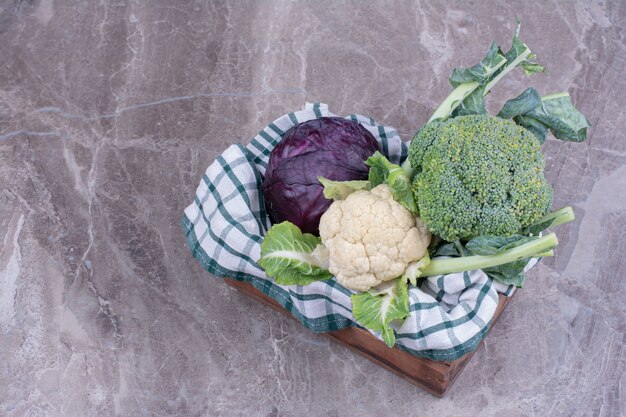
[263,116,380,235]
[257,22,589,347]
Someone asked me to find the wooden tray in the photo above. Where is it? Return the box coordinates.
[226,279,511,397]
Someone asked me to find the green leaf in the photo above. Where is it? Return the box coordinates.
[426,235,538,287]
[514,114,549,143]
[421,234,559,278]
[513,93,590,143]
[365,151,418,214]
[497,88,542,119]
[482,20,541,95]
[432,242,462,257]
[526,93,590,142]
[483,268,528,287]
[504,20,530,64]
[429,234,546,287]
[499,236,541,251]
[465,235,539,256]
[449,42,507,88]
[403,254,431,286]
[318,177,371,201]
[263,268,332,286]
[451,86,488,117]
[432,20,544,123]
[446,43,506,119]
[521,61,545,76]
[464,233,551,287]
[351,278,410,347]
[259,222,332,285]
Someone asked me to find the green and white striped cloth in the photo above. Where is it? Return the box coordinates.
[182,103,526,361]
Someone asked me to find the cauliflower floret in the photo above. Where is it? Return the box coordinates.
[319,184,431,291]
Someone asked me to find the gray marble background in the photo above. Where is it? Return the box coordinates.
[1,1,624,416]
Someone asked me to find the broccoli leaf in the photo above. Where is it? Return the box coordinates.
[431,20,543,123]
[486,20,544,92]
[503,21,536,66]
[448,43,505,118]
[259,221,332,285]
[451,87,488,117]
[514,113,550,143]
[434,234,546,288]
[465,234,538,256]
[366,151,418,214]
[352,278,410,348]
[497,88,542,119]
[517,93,591,142]
[432,241,462,257]
[463,235,536,287]
[422,233,559,278]
[521,61,545,76]
[449,42,507,88]
[428,20,589,146]
[482,267,528,287]
[427,208,574,287]
[317,177,371,201]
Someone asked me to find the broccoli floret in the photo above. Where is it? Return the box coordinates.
[409,114,552,242]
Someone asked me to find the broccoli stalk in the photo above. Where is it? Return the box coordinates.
[524,206,575,235]
[419,233,558,277]
[428,80,481,123]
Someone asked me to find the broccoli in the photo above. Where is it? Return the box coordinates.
[409,115,552,241]
[400,21,589,242]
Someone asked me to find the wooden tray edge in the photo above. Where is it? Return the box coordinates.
[225,279,511,397]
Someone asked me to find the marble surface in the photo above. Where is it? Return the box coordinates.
[1,1,624,416]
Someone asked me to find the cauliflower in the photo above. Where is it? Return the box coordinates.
[318,184,431,292]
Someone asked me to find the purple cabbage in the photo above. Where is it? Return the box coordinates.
[263,117,381,235]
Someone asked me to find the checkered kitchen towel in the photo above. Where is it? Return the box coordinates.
[182,103,528,361]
